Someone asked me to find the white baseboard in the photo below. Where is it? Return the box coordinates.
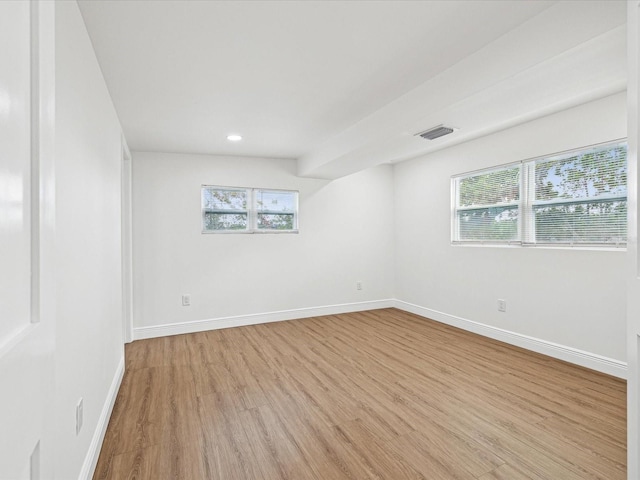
[133,299,395,340]
[79,354,125,480]
[394,300,627,379]
[131,298,627,379]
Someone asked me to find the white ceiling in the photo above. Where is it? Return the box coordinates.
[78,0,626,179]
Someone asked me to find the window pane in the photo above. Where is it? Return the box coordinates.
[458,206,519,242]
[534,201,627,244]
[203,212,248,231]
[534,143,627,201]
[255,189,297,231]
[202,187,247,211]
[458,167,520,207]
[257,213,295,230]
[531,142,627,245]
[255,190,296,213]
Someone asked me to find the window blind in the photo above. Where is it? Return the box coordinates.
[255,189,298,231]
[454,165,521,243]
[524,142,627,246]
[452,140,627,248]
[202,187,250,231]
[202,186,299,233]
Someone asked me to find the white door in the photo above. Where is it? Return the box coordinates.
[0,1,55,479]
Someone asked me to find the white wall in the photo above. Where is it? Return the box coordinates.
[132,153,394,336]
[394,92,627,366]
[55,2,124,478]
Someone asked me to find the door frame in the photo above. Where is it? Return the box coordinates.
[121,136,133,344]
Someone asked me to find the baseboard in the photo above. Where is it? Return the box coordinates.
[393,300,627,379]
[79,354,125,480]
[131,298,627,379]
[133,299,395,340]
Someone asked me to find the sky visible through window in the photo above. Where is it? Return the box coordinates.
[255,190,296,212]
[535,144,626,200]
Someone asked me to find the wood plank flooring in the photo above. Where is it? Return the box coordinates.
[93,308,626,480]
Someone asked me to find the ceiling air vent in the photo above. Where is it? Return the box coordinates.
[416,125,455,141]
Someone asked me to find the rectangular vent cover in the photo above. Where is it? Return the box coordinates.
[417,125,454,140]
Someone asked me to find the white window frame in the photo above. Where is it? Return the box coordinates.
[451,139,627,249]
[202,185,299,234]
[451,162,522,246]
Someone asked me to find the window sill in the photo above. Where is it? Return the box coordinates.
[202,229,299,235]
[451,242,626,252]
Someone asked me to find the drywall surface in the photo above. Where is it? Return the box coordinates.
[132,153,394,331]
[394,93,627,362]
[55,2,124,478]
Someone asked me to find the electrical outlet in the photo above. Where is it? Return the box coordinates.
[76,398,83,435]
[356,281,362,291]
[182,294,191,306]
[497,299,507,313]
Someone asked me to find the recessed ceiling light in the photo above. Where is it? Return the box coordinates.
[227,134,242,142]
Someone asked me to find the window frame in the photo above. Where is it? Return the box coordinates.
[451,161,523,246]
[451,139,627,249]
[201,185,299,234]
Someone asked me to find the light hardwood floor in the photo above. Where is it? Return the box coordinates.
[94,308,626,480]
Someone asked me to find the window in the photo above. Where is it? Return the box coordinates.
[202,187,250,231]
[255,189,297,231]
[452,140,627,247]
[202,186,298,233]
[454,165,521,243]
